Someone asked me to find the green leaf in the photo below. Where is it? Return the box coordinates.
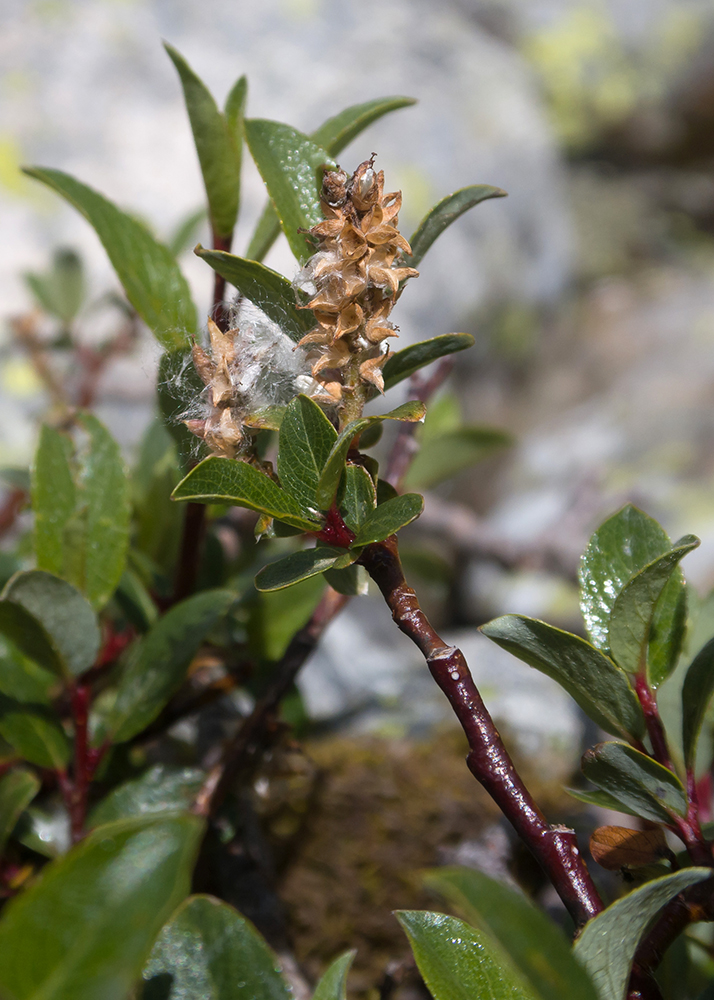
[565,786,641,817]
[353,493,423,546]
[255,548,343,592]
[164,44,243,239]
[0,814,203,1000]
[608,535,699,676]
[312,950,356,1000]
[23,167,197,348]
[382,333,475,391]
[581,741,687,823]
[579,505,671,653]
[479,616,645,741]
[106,589,235,743]
[340,466,377,533]
[0,571,101,679]
[195,247,314,342]
[88,765,205,828]
[397,910,536,1000]
[173,456,320,531]
[404,425,512,490]
[323,564,369,596]
[0,642,56,705]
[682,637,714,768]
[403,185,507,268]
[423,867,598,1000]
[647,570,688,688]
[25,248,85,324]
[0,696,70,769]
[277,395,337,514]
[246,95,416,261]
[0,769,41,856]
[143,894,292,1000]
[115,568,159,632]
[244,119,335,263]
[316,401,425,509]
[573,869,711,1000]
[32,424,76,578]
[248,574,325,662]
[75,413,131,609]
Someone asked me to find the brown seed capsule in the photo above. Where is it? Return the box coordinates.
[590,825,671,871]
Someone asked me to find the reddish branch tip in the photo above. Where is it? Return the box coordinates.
[316,505,355,549]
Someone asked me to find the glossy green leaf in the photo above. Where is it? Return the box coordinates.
[0,642,56,705]
[353,493,423,546]
[23,167,196,348]
[246,95,415,261]
[581,741,687,823]
[0,696,70,769]
[277,394,337,514]
[195,247,314,342]
[682,637,714,767]
[403,185,507,268]
[0,571,100,679]
[248,575,325,661]
[647,570,688,688]
[382,333,475,391]
[316,401,425,509]
[397,910,536,1000]
[404,425,512,490]
[480,616,644,741]
[565,786,641,817]
[312,950,356,1000]
[340,465,376,533]
[115,568,158,632]
[573,869,711,1000]
[609,536,699,676]
[424,867,598,1000]
[0,769,41,856]
[165,44,243,239]
[76,413,131,608]
[143,894,292,1000]
[88,765,204,828]
[323,564,369,597]
[25,248,85,324]
[244,119,335,262]
[0,814,203,1000]
[173,456,320,531]
[579,505,671,652]
[32,424,76,578]
[255,547,343,592]
[107,589,235,743]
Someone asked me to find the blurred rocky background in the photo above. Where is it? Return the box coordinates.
[4,1,714,988]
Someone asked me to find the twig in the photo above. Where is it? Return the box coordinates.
[193,587,348,818]
[384,359,453,488]
[171,500,208,604]
[0,487,26,540]
[358,534,603,928]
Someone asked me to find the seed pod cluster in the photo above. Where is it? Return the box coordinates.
[295,157,419,406]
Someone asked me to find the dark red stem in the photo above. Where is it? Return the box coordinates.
[211,231,232,321]
[359,535,603,928]
[635,674,673,770]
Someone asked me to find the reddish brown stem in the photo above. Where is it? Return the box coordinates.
[211,231,232,318]
[0,487,26,540]
[62,684,91,843]
[171,500,208,605]
[359,536,603,928]
[635,674,674,771]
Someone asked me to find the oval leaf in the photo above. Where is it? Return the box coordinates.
[573,869,711,1000]
[480,616,644,741]
[682,636,714,768]
[581,741,687,823]
[0,814,203,1000]
[255,547,342,593]
[340,465,377,533]
[647,569,688,688]
[32,425,76,580]
[143,894,292,1000]
[0,768,41,856]
[277,395,337,514]
[579,505,671,652]
[173,456,320,532]
[382,333,474,391]
[353,493,423,546]
[423,867,598,1000]
[0,696,70,770]
[244,119,335,262]
[312,950,356,1000]
[195,247,314,343]
[608,535,699,676]
[403,185,507,268]
[22,167,196,348]
[397,910,536,1000]
[247,95,415,262]
[165,44,242,239]
[88,765,205,828]
[0,571,101,679]
[106,589,235,743]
